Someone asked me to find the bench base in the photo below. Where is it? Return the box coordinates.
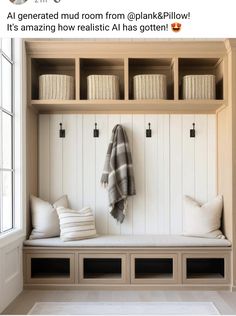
[23,245,232,290]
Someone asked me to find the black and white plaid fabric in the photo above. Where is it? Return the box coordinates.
[101,124,136,223]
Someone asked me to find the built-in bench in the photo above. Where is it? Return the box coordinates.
[23,235,232,290]
[24,234,231,248]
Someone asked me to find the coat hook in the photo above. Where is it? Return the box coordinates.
[59,123,65,138]
[146,122,152,138]
[190,123,195,138]
[93,122,99,138]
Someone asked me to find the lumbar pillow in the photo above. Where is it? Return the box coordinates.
[183,195,225,239]
[57,206,97,242]
[29,195,68,239]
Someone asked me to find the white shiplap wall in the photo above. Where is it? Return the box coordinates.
[39,114,217,235]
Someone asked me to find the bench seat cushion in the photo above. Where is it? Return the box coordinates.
[23,234,231,248]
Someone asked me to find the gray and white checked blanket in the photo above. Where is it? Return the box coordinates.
[101,124,136,223]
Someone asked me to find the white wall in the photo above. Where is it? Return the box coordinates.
[39,114,217,235]
[0,237,23,312]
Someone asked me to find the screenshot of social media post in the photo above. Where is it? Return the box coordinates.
[0,1,236,316]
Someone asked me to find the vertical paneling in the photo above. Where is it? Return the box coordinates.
[120,115,133,235]
[157,115,170,234]
[170,115,183,234]
[145,115,158,234]
[39,114,217,236]
[182,115,195,198]
[49,115,63,202]
[95,115,109,234]
[76,115,83,209]
[62,115,77,209]
[132,116,146,234]
[207,115,217,200]
[107,115,121,235]
[39,115,50,201]
[83,115,96,213]
[195,115,208,204]
[182,115,195,230]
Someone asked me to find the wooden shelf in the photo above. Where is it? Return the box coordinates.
[30,99,225,114]
[135,273,173,279]
[84,273,122,279]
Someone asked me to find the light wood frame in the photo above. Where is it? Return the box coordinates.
[26,40,228,114]
[24,252,75,284]
[182,252,231,285]
[23,247,231,289]
[78,253,129,284]
[130,253,178,284]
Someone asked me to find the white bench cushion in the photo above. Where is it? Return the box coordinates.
[23,235,231,248]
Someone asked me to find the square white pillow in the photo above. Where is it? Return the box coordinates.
[57,206,97,242]
[183,195,225,239]
[29,195,68,239]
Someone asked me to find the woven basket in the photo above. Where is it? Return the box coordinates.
[39,74,74,100]
[183,75,216,99]
[87,75,120,100]
[133,74,167,99]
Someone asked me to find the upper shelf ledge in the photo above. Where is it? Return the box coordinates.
[30,99,225,114]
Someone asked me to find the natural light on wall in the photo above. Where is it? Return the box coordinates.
[0,38,23,237]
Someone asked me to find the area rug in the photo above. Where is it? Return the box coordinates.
[28,301,220,315]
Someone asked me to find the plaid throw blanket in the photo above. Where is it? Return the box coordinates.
[101,124,136,223]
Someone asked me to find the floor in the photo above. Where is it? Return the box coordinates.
[3,290,236,315]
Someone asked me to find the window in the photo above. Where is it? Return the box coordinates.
[0,39,14,233]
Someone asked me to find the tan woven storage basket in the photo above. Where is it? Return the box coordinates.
[39,74,74,100]
[183,75,216,99]
[87,75,120,100]
[133,74,167,99]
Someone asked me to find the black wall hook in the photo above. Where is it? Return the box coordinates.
[59,123,65,138]
[93,122,99,138]
[190,123,195,138]
[146,123,152,138]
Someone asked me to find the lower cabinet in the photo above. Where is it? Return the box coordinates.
[23,249,231,287]
[182,253,230,284]
[25,253,75,284]
[78,254,128,284]
[131,254,178,284]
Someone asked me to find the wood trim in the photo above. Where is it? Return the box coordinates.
[75,58,80,100]
[23,246,232,253]
[25,253,75,284]
[173,57,179,100]
[29,99,225,114]
[228,40,236,287]
[124,57,129,100]
[78,253,128,284]
[25,41,227,57]
[23,283,232,291]
[182,252,231,285]
[130,253,178,284]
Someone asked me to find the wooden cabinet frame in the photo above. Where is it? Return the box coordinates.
[131,253,178,284]
[25,252,75,284]
[23,247,232,289]
[78,253,129,284]
[25,40,228,114]
[182,252,231,285]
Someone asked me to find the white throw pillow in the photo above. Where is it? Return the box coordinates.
[29,195,68,239]
[183,195,225,239]
[57,206,97,242]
